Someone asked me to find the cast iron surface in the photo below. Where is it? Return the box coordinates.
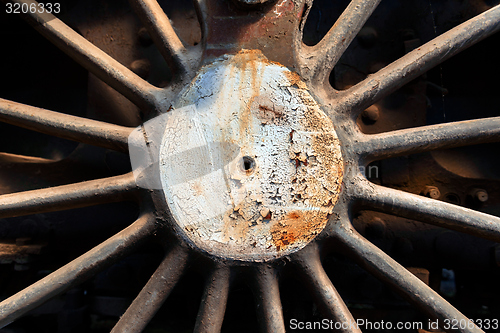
[0,0,500,332]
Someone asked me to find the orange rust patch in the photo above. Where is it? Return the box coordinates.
[270,210,329,252]
[163,49,343,261]
[284,71,307,89]
[269,59,284,67]
[284,71,301,85]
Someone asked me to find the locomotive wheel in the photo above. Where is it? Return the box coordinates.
[1,0,500,332]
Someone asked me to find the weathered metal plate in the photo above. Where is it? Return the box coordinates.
[159,50,343,261]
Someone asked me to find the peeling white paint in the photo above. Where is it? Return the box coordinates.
[157,50,343,261]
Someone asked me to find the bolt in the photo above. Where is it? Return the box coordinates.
[423,186,440,199]
[471,188,488,203]
[130,59,151,80]
[361,105,380,124]
[357,26,378,48]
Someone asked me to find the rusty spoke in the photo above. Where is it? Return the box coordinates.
[355,117,500,162]
[351,178,500,242]
[333,4,500,116]
[0,173,138,218]
[111,245,189,333]
[130,0,195,77]
[299,0,381,84]
[193,0,208,46]
[194,266,230,333]
[0,214,156,328]
[293,245,360,332]
[0,98,133,153]
[334,221,483,332]
[252,266,285,333]
[5,0,162,112]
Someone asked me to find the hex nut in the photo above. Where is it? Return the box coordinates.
[423,186,440,199]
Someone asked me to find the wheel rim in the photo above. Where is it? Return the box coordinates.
[0,0,500,332]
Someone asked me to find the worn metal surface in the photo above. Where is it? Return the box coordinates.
[333,216,484,333]
[160,50,343,261]
[193,265,230,333]
[202,0,303,67]
[110,245,189,333]
[0,173,137,218]
[0,98,133,153]
[0,214,156,328]
[252,265,285,332]
[331,4,500,116]
[293,244,361,333]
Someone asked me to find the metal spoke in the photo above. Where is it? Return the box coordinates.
[334,220,483,333]
[0,213,156,328]
[355,117,500,162]
[194,266,230,333]
[129,0,194,77]
[5,0,162,112]
[293,244,360,333]
[333,4,500,116]
[111,245,189,332]
[0,98,133,153]
[253,266,285,333]
[192,0,208,47]
[351,178,500,242]
[0,173,137,218]
[299,0,381,84]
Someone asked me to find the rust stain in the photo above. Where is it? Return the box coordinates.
[165,49,343,261]
[270,211,328,252]
[254,96,284,124]
[284,71,307,89]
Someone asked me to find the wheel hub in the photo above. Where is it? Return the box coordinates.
[158,50,343,261]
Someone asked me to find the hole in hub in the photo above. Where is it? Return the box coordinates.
[242,156,255,173]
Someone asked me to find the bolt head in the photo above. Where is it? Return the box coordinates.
[474,189,488,202]
[423,186,440,199]
[361,105,380,124]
